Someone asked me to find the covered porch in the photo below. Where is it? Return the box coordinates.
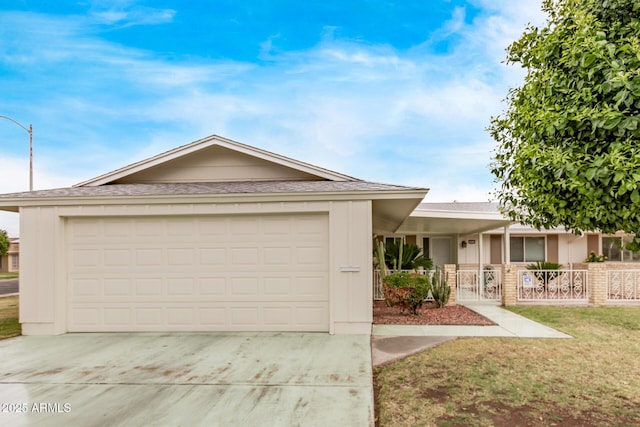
[374,202,640,306]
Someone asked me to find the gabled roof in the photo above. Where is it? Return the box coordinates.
[75,134,359,187]
[0,134,429,234]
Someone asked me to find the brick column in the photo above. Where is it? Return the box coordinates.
[588,263,607,305]
[444,264,457,306]
[501,264,517,306]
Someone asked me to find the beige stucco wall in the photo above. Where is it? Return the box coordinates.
[454,232,592,266]
[18,199,373,335]
[112,145,321,184]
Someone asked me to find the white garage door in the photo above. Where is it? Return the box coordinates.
[66,214,329,332]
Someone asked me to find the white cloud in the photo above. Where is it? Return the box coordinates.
[0,155,79,237]
[88,0,176,27]
[0,2,548,237]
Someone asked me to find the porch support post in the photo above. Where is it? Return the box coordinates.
[588,263,607,305]
[478,232,484,289]
[501,264,517,306]
[503,224,510,264]
[444,264,457,305]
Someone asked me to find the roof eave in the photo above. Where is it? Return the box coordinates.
[0,188,428,210]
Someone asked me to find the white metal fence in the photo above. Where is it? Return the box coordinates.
[456,269,502,302]
[607,270,640,302]
[517,270,588,302]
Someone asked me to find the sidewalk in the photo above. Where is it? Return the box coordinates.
[372,302,571,366]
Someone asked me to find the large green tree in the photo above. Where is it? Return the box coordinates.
[490,0,640,238]
[0,229,9,257]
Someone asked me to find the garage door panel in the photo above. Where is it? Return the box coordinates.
[70,303,328,332]
[199,248,226,265]
[67,214,329,332]
[135,278,163,296]
[199,277,226,295]
[134,218,164,236]
[197,218,227,236]
[263,277,291,295]
[104,249,131,267]
[230,277,259,295]
[103,219,132,237]
[71,278,100,297]
[167,248,195,266]
[71,249,101,268]
[71,274,328,301]
[104,307,131,326]
[167,278,194,295]
[103,278,131,296]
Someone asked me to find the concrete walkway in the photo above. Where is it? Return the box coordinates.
[372,302,571,366]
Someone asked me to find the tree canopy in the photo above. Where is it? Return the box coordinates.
[489,0,640,237]
[0,230,9,257]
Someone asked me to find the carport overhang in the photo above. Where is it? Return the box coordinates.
[372,196,429,235]
[396,207,512,236]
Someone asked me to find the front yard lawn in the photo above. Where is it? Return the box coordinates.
[0,296,20,339]
[0,272,18,280]
[375,306,640,426]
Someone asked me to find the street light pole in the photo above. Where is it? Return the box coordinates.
[0,115,33,191]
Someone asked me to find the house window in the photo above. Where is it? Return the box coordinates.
[11,255,18,270]
[602,236,640,262]
[510,236,545,262]
[385,237,403,246]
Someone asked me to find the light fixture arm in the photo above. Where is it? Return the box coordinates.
[0,115,33,191]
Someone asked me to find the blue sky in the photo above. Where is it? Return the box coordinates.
[0,0,545,236]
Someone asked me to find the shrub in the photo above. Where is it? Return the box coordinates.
[382,272,431,315]
[430,267,451,308]
[584,251,607,262]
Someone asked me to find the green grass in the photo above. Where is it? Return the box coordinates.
[375,306,640,426]
[0,272,18,280]
[0,296,20,339]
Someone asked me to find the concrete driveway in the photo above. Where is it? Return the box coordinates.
[0,333,373,426]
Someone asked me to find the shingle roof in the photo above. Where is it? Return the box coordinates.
[0,180,425,199]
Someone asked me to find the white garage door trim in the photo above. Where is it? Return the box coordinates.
[66,213,329,332]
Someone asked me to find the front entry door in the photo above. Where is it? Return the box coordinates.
[431,237,453,267]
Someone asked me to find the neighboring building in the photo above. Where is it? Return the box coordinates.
[0,237,19,273]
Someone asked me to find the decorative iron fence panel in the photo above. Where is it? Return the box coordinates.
[607,270,640,302]
[456,270,502,302]
[517,270,588,302]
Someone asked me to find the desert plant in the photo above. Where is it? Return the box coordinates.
[526,261,562,285]
[375,240,388,279]
[384,242,432,271]
[382,272,431,315]
[430,267,451,308]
